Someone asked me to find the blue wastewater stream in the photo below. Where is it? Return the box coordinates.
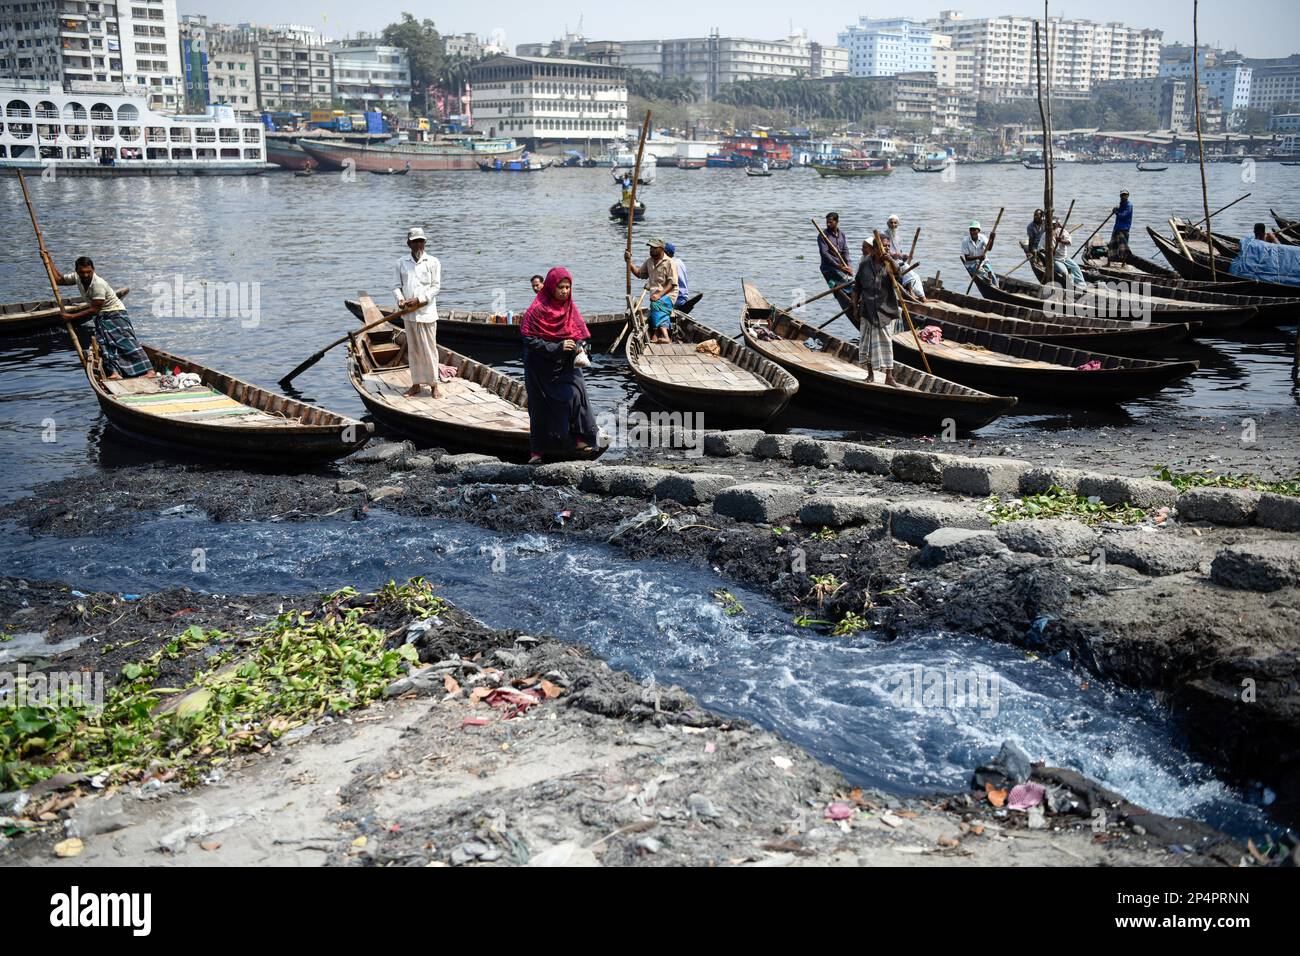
[0,509,1274,839]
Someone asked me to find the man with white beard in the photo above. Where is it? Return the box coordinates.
[882,214,926,302]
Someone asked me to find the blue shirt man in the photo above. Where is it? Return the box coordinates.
[1113,192,1133,234]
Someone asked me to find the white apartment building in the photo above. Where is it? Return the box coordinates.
[837,17,934,77]
[1248,63,1300,114]
[927,11,1161,99]
[470,54,626,141]
[207,47,256,110]
[0,0,182,111]
[621,31,847,99]
[254,31,332,110]
[327,40,409,109]
[931,34,975,92]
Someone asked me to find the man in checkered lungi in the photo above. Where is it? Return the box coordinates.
[853,238,899,387]
[50,255,153,379]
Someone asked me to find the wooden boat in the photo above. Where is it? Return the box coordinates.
[889,316,1198,404]
[610,200,645,222]
[1147,226,1300,298]
[1136,161,1168,172]
[1,287,128,336]
[810,158,893,178]
[478,158,547,172]
[911,154,952,173]
[969,269,1257,333]
[916,282,1192,354]
[677,158,706,170]
[88,344,371,461]
[1041,247,1300,326]
[369,166,410,176]
[343,298,628,350]
[1080,245,1179,279]
[626,312,797,425]
[745,167,773,177]
[1274,209,1300,231]
[739,282,1015,432]
[298,137,523,172]
[347,319,603,462]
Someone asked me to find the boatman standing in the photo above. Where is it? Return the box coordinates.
[853,238,899,387]
[624,237,678,344]
[817,212,854,314]
[393,226,442,398]
[48,254,154,380]
[960,220,998,287]
[1027,209,1046,252]
[1109,189,1133,262]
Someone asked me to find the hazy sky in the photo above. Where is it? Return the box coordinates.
[186,1,1300,58]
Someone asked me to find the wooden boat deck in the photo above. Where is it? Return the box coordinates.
[358,367,530,433]
[755,337,924,390]
[634,342,771,391]
[895,338,1061,370]
[102,376,305,427]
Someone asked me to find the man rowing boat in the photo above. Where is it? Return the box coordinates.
[48,255,153,379]
[624,237,678,344]
[817,212,854,314]
[853,239,898,387]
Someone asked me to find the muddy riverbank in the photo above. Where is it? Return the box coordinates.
[0,577,1245,867]
[1,433,1297,859]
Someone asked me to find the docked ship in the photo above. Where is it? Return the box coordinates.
[1,81,271,176]
[297,132,523,172]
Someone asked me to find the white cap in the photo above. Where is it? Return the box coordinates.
[407,227,426,242]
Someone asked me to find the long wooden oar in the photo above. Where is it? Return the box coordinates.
[873,231,929,375]
[280,294,421,386]
[608,289,646,354]
[1188,192,1249,230]
[1071,210,1114,259]
[964,206,1004,294]
[16,170,86,368]
[732,280,852,341]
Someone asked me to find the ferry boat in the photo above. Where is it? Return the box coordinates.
[298,132,523,172]
[1,81,271,176]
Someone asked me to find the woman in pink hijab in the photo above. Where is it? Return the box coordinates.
[521,267,598,464]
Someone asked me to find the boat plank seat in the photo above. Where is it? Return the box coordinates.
[758,338,921,391]
[362,368,530,430]
[639,343,770,390]
[896,338,1062,370]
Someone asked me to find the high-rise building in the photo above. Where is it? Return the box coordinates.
[328,39,409,110]
[1160,56,1251,128]
[620,31,847,99]
[0,0,183,111]
[837,17,934,77]
[931,34,975,92]
[470,54,626,142]
[926,11,1161,100]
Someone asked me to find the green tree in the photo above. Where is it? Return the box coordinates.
[382,13,442,115]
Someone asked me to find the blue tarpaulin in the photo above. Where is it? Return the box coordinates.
[1228,237,1300,287]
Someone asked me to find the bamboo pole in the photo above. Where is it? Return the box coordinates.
[1192,0,1216,280]
[625,110,651,303]
[1189,193,1250,230]
[16,170,86,368]
[1072,210,1114,260]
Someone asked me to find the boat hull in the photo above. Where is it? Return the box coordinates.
[1,288,128,336]
[343,298,627,350]
[266,140,316,170]
[298,138,524,172]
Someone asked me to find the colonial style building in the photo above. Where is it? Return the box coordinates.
[470,54,626,142]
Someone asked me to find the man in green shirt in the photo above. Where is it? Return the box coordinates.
[50,255,153,379]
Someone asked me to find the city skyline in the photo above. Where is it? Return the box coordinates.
[183,1,1300,59]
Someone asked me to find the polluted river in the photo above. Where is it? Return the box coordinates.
[0,507,1275,843]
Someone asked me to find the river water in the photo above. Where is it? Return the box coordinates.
[0,510,1275,839]
[2,162,1298,501]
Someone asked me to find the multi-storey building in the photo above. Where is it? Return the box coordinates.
[469,54,626,142]
[327,39,409,110]
[931,34,975,92]
[0,0,182,111]
[926,11,1161,100]
[1248,57,1300,115]
[253,30,333,111]
[1095,75,1191,129]
[1160,57,1251,128]
[208,45,256,111]
[837,17,934,77]
[620,31,847,99]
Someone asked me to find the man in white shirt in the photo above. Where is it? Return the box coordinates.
[960,220,998,288]
[1051,219,1087,289]
[393,226,442,398]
